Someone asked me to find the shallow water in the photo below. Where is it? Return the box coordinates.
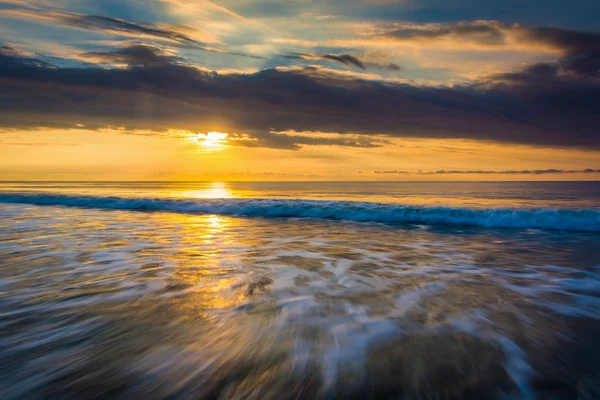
[1,182,600,399]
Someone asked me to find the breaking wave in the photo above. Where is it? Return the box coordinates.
[0,193,599,231]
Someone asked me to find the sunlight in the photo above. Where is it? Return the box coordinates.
[182,182,233,199]
[191,131,228,149]
[205,214,226,229]
[202,182,232,198]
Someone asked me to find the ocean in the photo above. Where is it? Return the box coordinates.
[0,181,599,399]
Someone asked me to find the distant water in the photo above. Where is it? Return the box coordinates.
[1,181,599,399]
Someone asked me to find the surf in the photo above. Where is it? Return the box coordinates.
[0,193,599,232]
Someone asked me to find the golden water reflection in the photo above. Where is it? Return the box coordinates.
[158,212,246,312]
[205,214,226,229]
[180,181,233,199]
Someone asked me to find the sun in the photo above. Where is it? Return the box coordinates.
[192,131,228,148]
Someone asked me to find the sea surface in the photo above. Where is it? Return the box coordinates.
[1,181,599,399]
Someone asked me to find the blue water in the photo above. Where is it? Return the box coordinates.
[0,181,599,399]
[0,193,599,231]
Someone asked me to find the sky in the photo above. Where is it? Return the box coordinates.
[0,0,599,181]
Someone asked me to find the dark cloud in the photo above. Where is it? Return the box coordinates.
[522,26,600,54]
[229,132,389,150]
[385,22,600,79]
[374,169,600,175]
[387,22,507,45]
[385,21,600,55]
[282,53,401,71]
[83,45,183,66]
[558,51,600,78]
[0,43,598,149]
[321,54,365,70]
[375,62,402,72]
[518,27,600,79]
[0,43,53,68]
[0,44,22,57]
[283,53,365,69]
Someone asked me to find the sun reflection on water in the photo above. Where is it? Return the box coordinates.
[178,182,233,199]
[205,214,225,229]
[157,212,246,312]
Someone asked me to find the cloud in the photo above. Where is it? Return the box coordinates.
[380,20,600,80]
[521,26,600,54]
[0,43,598,149]
[117,128,387,149]
[83,45,183,66]
[0,43,54,67]
[0,43,23,57]
[0,8,276,61]
[558,51,600,78]
[282,52,401,71]
[374,169,600,175]
[228,131,390,150]
[1,6,402,70]
[321,53,365,70]
[0,8,206,47]
[373,62,402,71]
[283,52,365,69]
[0,140,78,146]
[64,14,199,46]
[383,21,600,56]
[385,21,508,46]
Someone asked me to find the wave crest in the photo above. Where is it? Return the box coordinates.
[0,193,599,231]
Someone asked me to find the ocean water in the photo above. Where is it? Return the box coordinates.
[0,181,599,399]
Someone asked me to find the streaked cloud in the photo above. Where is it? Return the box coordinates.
[281,52,401,71]
[380,21,600,56]
[0,8,206,46]
[112,127,389,150]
